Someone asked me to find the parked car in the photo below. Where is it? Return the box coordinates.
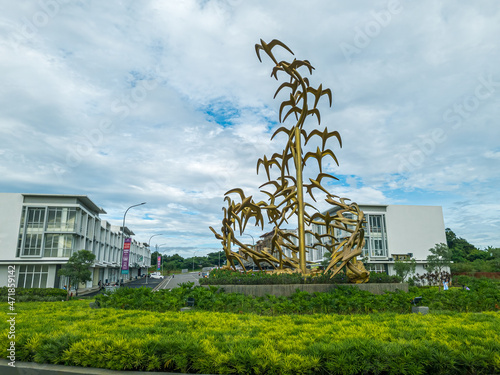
[149,272,164,279]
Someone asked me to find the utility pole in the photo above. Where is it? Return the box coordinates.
[120,202,146,283]
[192,250,199,271]
[147,234,164,284]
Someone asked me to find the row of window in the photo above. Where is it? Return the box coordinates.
[23,207,78,232]
[17,265,49,288]
[18,207,149,263]
[310,213,389,259]
[16,264,126,289]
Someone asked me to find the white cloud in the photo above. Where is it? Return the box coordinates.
[0,0,499,251]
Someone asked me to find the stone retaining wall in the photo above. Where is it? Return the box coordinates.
[201,283,408,297]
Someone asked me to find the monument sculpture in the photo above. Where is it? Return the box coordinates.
[209,39,369,283]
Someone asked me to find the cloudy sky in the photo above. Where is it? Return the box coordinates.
[1,0,499,256]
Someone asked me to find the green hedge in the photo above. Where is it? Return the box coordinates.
[94,278,500,315]
[0,287,67,302]
[199,269,402,285]
[0,300,499,374]
[0,287,67,297]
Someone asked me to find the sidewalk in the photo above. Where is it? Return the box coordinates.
[0,359,214,375]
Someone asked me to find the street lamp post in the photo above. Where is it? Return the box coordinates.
[192,250,199,272]
[241,233,255,247]
[156,243,169,275]
[120,202,146,283]
[147,234,163,285]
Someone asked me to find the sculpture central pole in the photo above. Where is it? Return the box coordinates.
[295,123,307,273]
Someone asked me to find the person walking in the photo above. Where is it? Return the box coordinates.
[443,278,449,291]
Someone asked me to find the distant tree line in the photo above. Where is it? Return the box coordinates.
[393,228,499,284]
[149,251,226,271]
[445,228,499,273]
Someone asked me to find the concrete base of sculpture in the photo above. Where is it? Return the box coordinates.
[201,283,408,297]
[411,306,429,315]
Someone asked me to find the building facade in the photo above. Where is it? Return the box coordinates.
[311,204,448,275]
[0,193,150,289]
[243,204,447,275]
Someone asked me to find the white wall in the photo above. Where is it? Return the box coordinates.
[0,193,23,261]
[385,205,446,261]
[387,262,429,277]
[0,266,9,287]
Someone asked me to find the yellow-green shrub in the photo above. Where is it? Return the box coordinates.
[1,301,499,374]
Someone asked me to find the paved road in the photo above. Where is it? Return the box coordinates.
[83,272,205,297]
[160,271,204,289]
[125,277,164,289]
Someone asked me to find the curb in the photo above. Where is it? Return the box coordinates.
[0,359,213,375]
[152,276,171,292]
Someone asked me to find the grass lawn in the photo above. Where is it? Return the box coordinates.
[1,300,499,374]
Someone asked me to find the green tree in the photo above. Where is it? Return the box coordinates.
[445,228,477,263]
[58,250,96,300]
[486,246,500,272]
[321,250,333,268]
[466,248,491,262]
[394,258,417,281]
[426,243,452,291]
[163,254,186,270]
[206,251,226,267]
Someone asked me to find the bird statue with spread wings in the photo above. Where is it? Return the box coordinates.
[209,39,369,283]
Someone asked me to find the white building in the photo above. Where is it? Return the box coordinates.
[0,193,151,289]
[311,204,447,275]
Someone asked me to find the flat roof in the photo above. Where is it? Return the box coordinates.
[22,194,107,214]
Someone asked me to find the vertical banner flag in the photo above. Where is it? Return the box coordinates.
[121,238,131,274]
[157,256,161,271]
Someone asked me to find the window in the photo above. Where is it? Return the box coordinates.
[44,234,73,257]
[362,239,369,257]
[27,208,46,230]
[369,215,382,233]
[80,212,86,234]
[86,217,92,237]
[370,238,387,257]
[393,254,409,261]
[47,208,77,232]
[20,207,46,256]
[17,265,49,288]
[364,214,388,258]
[366,263,386,273]
[22,233,43,256]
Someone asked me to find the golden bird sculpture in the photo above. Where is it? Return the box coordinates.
[209,39,369,283]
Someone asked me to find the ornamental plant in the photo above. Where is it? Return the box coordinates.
[92,281,500,315]
[200,269,401,286]
[0,300,499,374]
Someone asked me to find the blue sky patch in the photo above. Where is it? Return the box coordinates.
[202,100,240,127]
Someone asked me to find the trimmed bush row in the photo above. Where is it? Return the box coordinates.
[0,300,499,374]
[0,287,67,297]
[93,276,500,315]
[0,287,67,302]
[199,269,402,285]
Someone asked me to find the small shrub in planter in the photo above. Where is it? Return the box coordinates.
[200,269,403,285]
